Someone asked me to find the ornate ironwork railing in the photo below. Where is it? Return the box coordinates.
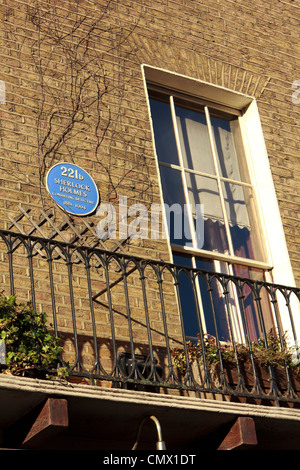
[0,229,300,406]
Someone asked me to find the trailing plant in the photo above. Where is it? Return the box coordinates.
[171,341,199,373]
[0,294,69,379]
[236,331,298,370]
[171,331,299,375]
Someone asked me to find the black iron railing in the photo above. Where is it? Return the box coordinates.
[0,229,300,405]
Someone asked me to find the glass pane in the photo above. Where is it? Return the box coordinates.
[149,98,179,165]
[172,254,200,339]
[196,258,231,341]
[159,166,192,246]
[233,264,274,342]
[185,173,229,252]
[175,104,215,175]
[222,182,264,260]
[210,115,249,183]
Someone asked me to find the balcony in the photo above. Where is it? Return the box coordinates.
[0,229,300,450]
[1,228,300,402]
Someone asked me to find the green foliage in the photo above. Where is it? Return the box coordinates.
[243,331,297,369]
[171,331,299,374]
[0,294,68,379]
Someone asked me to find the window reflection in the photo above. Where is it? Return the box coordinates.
[148,92,271,344]
[175,104,215,175]
[222,183,263,260]
[159,166,192,246]
[173,255,275,344]
[186,173,229,252]
[173,254,199,338]
[173,254,232,342]
[233,264,274,342]
[210,115,249,183]
[149,98,179,165]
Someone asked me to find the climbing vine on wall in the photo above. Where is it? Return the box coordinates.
[25,0,152,206]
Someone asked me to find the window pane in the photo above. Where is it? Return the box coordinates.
[233,264,274,342]
[149,98,179,165]
[175,104,215,175]
[173,254,200,338]
[196,258,231,341]
[210,115,249,183]
[185,173,229,252]
[222,182,264,260]
[159,166,192,246]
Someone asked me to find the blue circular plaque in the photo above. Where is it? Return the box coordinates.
[46,162,99,216]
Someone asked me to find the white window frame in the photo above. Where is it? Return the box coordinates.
[141,64,300,338]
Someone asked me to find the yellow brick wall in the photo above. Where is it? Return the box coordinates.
[0,0,299,278]
[0,0,299,378]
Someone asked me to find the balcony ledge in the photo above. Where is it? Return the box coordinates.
[1,375,300,450]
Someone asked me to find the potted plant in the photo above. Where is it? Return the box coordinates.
[0,294,68,380]
[171,331,300,395]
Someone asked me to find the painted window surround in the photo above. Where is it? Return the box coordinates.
[141,64,296,291]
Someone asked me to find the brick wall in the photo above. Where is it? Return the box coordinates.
[0,0,299,278]
[0,0,299,376]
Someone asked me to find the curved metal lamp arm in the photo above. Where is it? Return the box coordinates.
[132,415,166,450]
